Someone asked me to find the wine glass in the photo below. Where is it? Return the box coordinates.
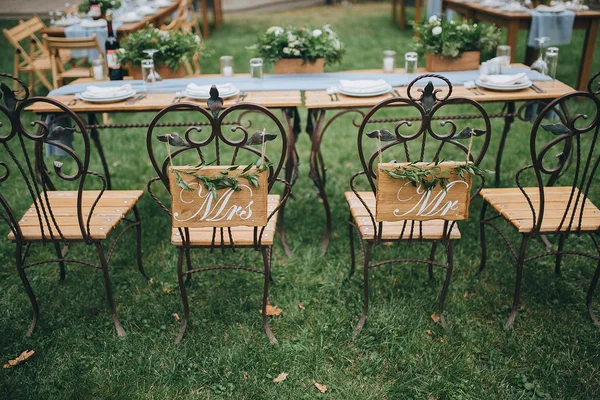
[49,11,55,25]
[142,49,162,83]
[530,37,550,76]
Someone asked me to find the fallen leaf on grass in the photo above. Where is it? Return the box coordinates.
[273,372,288,383]
[162,286,173,294]
[430,313,440,324]
[172,313,180,322]
[298,302,305,310]
[3,350,34,369]
[333,233,340,239]
[259,305,282,316]
[425,329,433,336]
[149,278,154,285]
[463,291,476,299]
[313,380,327,393]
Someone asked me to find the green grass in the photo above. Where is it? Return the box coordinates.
[2,3,600,399]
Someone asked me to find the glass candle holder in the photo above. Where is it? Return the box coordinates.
[496,45,511,68]
[404,52,418,74]
[545,47,559,86]
[250,58,263,79]
[220,56,234,77]
[91,59,106,80]
[382,50,396,73]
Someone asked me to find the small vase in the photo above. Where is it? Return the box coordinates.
[273,58,324,74]
[425,51,480,72]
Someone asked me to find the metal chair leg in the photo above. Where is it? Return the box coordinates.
[175,248,189,343]
[555,233,566,276]
[506,235,530,329]
[439,241,453,328]
[96,242,125,337]
[478,201,489,273]
[261,246,278,344]
[587,258,600,327]
[133,206,149,280]
[16,243,39,336]
[428,241,438,280]
[184,247,193,284]
[348,213,356,278]
[353,241,373,337]
[54,242,66,282]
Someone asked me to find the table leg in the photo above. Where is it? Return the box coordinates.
[87,113,112,190]
[201,0,210,39]
[392,0,397,25]
[577,19,599,92]
[399,0,406,29]
[278,107,299,257]
[414,0,421,26]
[494,102,515,187]
[506,21,519,63]
[213,0,222,30]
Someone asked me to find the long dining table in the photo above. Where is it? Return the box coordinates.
[26,66,578,256]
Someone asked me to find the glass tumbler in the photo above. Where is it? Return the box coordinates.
[404,52,418,74]
[382,50,396,73]
[250,58,263,79]
[496,45,511,68]
[545,47,559,86]
[91,59,106,81]
[141,59,157,92]
[220,56,234,77]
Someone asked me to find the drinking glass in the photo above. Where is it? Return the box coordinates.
[530,37,550,76]
[382,50,396,73]
[142,49,162,83]
[91,59,106,80]
[404,52,418,74]
[49,11,55,25]
[545,47,559,86]
[250,58,263,79]
[220,56,234,77]
[141,59,157,92]
[496,45,511,68]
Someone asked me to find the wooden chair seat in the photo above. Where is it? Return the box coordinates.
[59,67,92,79]
[480,186,600,233]
[171,195,280,246]
[345,192,461,240]
[8,190,143,241]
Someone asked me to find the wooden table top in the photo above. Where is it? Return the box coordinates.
[443,0,600,19]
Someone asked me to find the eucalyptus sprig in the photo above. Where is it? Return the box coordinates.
[382,161,450,191]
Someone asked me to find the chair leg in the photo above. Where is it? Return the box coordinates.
[506,235,530,329]
[348,213,356,278]
[184,247,193,284]
[261,246,278,344]
[555,233,566,276]
[16,243,39,336]
[96,242,125,337]
[439,241,454,328]
[133,206,149,280]
[353,241,373,337]
[428,241,438,280]
[268,246,274,283]
[587,258,600,326]
[175,248,189,344]
[54,242,66,282]
[478,201,489,273]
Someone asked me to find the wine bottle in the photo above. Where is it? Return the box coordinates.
[89,0,101,20]
[105,11,123,80]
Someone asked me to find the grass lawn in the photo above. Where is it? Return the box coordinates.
[1,2,600,399]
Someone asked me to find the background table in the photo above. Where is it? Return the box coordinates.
[391,0,423,29]
[442,0,600,91]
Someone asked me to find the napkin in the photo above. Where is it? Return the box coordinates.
[137,5,157,15]
[80,19,107,28]
[478,73,529,86]
[117,11,142,22]
[339,79,389,93]
[536,4,566,12]
[186,83,237,96]
[82,84,134,98]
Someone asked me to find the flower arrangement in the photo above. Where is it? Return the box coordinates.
[78,0,121,15]
[116,26,204,71]
[413,16,501,59]
[249,25,345,66]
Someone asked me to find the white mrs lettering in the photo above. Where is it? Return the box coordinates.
[173,183,254,223]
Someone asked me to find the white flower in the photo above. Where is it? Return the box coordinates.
[432,26,442,35]
[293,49,301,56]
[266,26,284,35]
[460,24,468,30]
[287,33,296,42]
[324,24,333,35]
[289,40,299,48]
[450,20,455,24]
[194,35,201,44]
[117,48,126,54]
[332,38,341,50]
[429,15,439,24]
[158,30,169,39]
[312,29,322,37]
[283,47,291,54]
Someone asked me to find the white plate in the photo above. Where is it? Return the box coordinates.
[117,14,143,23]
[53,18,81,26]
[475,79,532,91]
[338,84,392,97]
[80,91,136,103]
[185,88,240,100]
[153,0,172,7]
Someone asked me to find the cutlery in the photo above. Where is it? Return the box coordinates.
[531,83,546,93]
[464,81,483,96]
[235,92,248,103]
[171,91,184,103]
[393,89,401,97]
[126,94,145,105]
[328,86,339,101]
[326,87,335,102]
[67,94,81,106]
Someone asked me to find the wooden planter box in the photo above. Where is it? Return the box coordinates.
[425,51,480,72]
[274,58,324,74]
[169,165,269,228]
[375,162,472,222]
[128,64,186,79]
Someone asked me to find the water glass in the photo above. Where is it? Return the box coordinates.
[545,47,559,86]
[382,50,396,73]
[220,56,234,77]
[141,59,157,92]
[404,52,418,74]
[496,45,511,68]
[91,59,106,81]
[250,58,263,80]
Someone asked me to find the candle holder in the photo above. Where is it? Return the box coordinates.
[382,50,396,73]
[220,56,234,77]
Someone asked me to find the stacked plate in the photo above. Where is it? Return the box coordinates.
[79,84,136,103]
[184,83,240,100]
[475,73,533,91]
[137,5,158,16]
[152,0,172,7]
[117,12,143,23]
[338,79,392,97]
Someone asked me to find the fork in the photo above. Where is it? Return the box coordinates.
[171,91,184,103]
[531,83,546,93]
[235,92,248,103]
[327,86,339,101]
[67,93,81,106]
[326,86,336,102]
[126,94,145,105]
[464,81,483,96]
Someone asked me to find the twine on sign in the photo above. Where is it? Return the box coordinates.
[377,132,383,166]
[260,128,267,165]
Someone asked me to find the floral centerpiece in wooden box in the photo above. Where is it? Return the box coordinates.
[413,16,501,72]
[249,25,345,74]
[78,0,121,17]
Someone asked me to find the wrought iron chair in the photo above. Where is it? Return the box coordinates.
[347,75,491,336]
[479,72,600,329]
[146,86,291,344]
[0,74,147,337]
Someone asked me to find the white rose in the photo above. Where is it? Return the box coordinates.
[194,35,201,44]
[432,26,442,35]
[312,29,322,37]
[428,15,439,24]
[293,49,301,56]
[332,38,341,50]
[117,48,126,54]
[283,47,291,54]
[266,26,284,34]
[287,33,296,42]
[323,24,333,35]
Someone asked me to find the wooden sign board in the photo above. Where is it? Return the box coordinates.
[169,165,269,228]
[376,162,472,222]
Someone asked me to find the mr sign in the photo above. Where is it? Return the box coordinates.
[376,162,472,222]
[169,165,268,228]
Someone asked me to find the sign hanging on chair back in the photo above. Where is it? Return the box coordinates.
[169,165,269,228]
[376,162,472,222]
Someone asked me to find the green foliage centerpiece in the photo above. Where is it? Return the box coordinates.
[78,0,121,16]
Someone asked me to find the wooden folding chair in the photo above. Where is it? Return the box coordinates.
[146,86,291,344]
[479,71,600,329]
[43,34,104,89]
[2,15,70,92]
[0,74,148,337]
[347,74,491,336]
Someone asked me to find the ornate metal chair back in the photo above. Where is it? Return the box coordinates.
[0,73,97,245]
